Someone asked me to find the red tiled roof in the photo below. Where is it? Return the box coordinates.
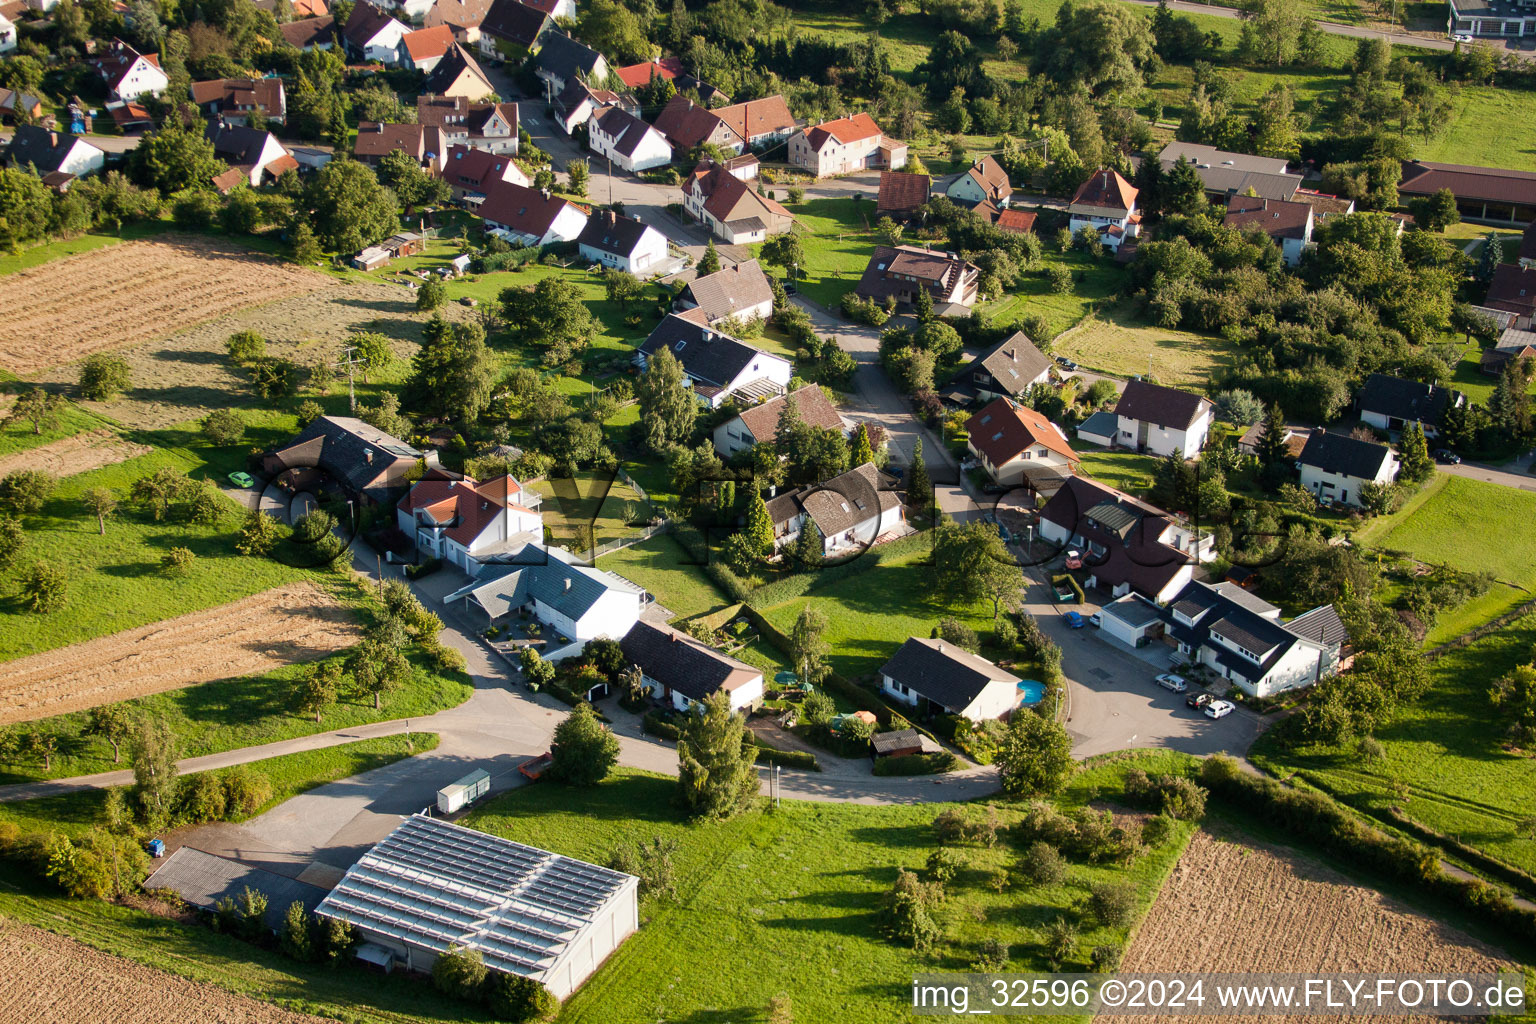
[1399,159,1536,207]
[877,170,930,213]
[479,179,581,238]
[713,94,794,142]
[1070,168,1137,212]
[400,24,456,61]
[735,385,845,444]
[965,397,1078,467]
[614,57,683,88]
[652,94,725,149]
[804,112,880,150]
[400,474,535,546]
[994,208,1037,234]
[963,156,1011,202]
[1487,263,1536,318]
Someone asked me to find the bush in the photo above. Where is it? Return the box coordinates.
[1087,880,1138,928]
[281,900,316,962]
[225,330,266,365]
[161,545,195,577]
[642,710,681,741]
[841,292,891,326]
[202,408,245,446]
[78,353,131,401]
[873,751,959,776]
[971,937,1010,972]
[433,946,488,1001]
[1123,770,1208,821]
[1091,944,1123,972]
[0,469,56,514]
[1018,840,1068,886]
[933,808,969,845]
[221,765,273,818]
[483,973,560,1022]
[879,867,943,949]
[177,771,228,823]
[925,846,965,886]
[1141,814,1178,847]
[405,557,442,580]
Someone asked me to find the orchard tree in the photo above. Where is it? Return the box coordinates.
[78,354,131,401]
[202,408,245,445]
[402,315,496,426]
[416,277,447,312]
[21,559,67,612]
[237,507,283,556]
[352,332,393,382]
[995,709,1073,796]
[80,486,117,535]
[305,158,400,253]
[635,347,696,452]
[760,232,805,278]
[131,466,191,520]
[932,520,1023,620]
[549,702,620,786]
[295,660,343,722]
[500,276,595,366]
[0,469,56,514]
[128,114,223,193]
[88,704,132,763]
[4,388,64,435]
[603,268,642,309]
[675,690,759,819]
[346,640,408,709]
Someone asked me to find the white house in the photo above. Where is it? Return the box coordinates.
[1224,195,1314,266]
[587,105,672,173]
[206,123,296,187]
[713,383,846,459]
[964,396,1079,490]
[342,1,409,64]
[396,471,544,570]
[1162,580,1347,698]
[1067,168,1139,251]
[0,13,17,54]
[944,155,1011,208]
[5,126,106,179]
[677,259,775,327]
[478,179,589,246]
[90,39,169,101]
[764,462,904,558]
[1112,379,1214,457]
[1296,430,1398,509]
[637,311,792,408]
[879,637,1022,723]
[448,545,646,660]
[786,112,905,179]
[620,619,764,713]
[576,210,669,278]
[1356,372,1463,440]
[681,160,795,244]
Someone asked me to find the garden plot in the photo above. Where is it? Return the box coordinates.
[0,428,150,479]
[0,237,329,375]
[0,582,360,725]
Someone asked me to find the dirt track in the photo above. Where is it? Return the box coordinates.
[0,236,329,374]
[0,428,150,479]
[0,582,361,725]
[0,920,335,1024]
[1102,830,1515,1023]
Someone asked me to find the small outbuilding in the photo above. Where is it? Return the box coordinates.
[1097,593,1165,649]
[870,728,943,758]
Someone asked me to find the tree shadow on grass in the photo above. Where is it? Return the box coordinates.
[172,675,291,728]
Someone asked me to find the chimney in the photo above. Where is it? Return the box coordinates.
[541,187,551,200]
[563,577,572,592]
[364,448,373,464]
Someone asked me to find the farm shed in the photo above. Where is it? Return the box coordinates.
[870,728,942,758]
[352,246,390,270]
[1075,410,1117,448]
[315,814,639,999]
[144,847,328,928]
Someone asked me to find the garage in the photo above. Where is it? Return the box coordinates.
[1099,593,1165,648]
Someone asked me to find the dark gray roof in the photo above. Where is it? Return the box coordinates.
[798,463,901,538]
[205,121,275,165]
[620,619,760,703]
[1357,372,1459,427]
[534,32,604,85]
[479,0,551,46]
[343,0,402,46]
[879,637,1020,712]
[1039,476,1193,599]
[968,330,1051,396]
[1084,499,1141,538]
[1113,379,1212,431]
[467,556,639,622]
[1285,604,1349,648]
[270,415,420,498]
[870,728,943,756]
[1298,430,1394,480]
[1101,594,1163,628]
[682,260,775,322]
[639,314,782,390]
[1077,409,1118,438]
[591,105,656,158]
[1161,581,1301,685]
[5,125,93,173]
[577,209,654,258]
[144,847,326,928]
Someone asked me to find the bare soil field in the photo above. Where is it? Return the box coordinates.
[32,278,448,430]
[0,920,333,1024]
[0,582,360,725]
[1102,829,1516,1024]
[0,427,150,479]
[0,237,330,375]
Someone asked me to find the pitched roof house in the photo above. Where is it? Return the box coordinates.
[89,38,169,100]
[877,170,931,218]
[653,93,794,153]
[419,96,519,154]
[1486,263,1536,326]
[423,0,495,38]
[677,259,775,326]
[396,470,544,570]
[613,57,728,104]
[853,244,980,312]
[0,86,44,121]
[1398,159,1536,226]
[588,104,672,173]
[263,416,423,504]
[965,396,1078,492]
[1039,475,1215,604]
[1224,195,1314,266]
[945,155,1011,207]
[681,160,794,244]
[474,0,551,54]
[532,33,608,99]
[1356,372,1463,439]
[879,637,1022,722]
[637,311,792,408]
[278,16,336,50]
[352,121,447,172]
[1296,430,1397,509]
[206,122,296,186]
[190,77,286,123]
[478,179,589,246]
[397,24,457,71]
[420,42,495,100]
[1162,580,1346,698]
[621,619,764,713]
[786,112,905,178]
[958,330,1052,402]
[977,201,1037,235]
[576,209,669,278]
[1158,142,1302,202]
[712,382,846,457]
[1521,219,1536,268]
[342,1,409,63]
[1068,168,1139,250]
[439,143,529,196]
[763,462,904,557]
[4,126,104,179]
[1111,380,1214,457]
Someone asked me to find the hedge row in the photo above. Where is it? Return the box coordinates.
[872,751,959,776]
[745,732,821,771]
[642,710,681,741]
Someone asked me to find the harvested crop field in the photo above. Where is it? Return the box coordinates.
[0,920,332,1024]
[0,236,330,375]
[32,279,449,429]
[0,582,360,725]
[1102,829,1515,1024]
[0,428,150,479]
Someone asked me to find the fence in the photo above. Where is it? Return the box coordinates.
[570,520,670,565]
[1424,593,1536,660]
[616,465,650,504]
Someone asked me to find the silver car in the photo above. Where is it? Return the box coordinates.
[1154,673,1188,693]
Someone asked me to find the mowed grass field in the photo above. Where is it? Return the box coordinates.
[469,762,1197,1024]
[1252,613,1536,876]
[761,196,884,309]
[1053,310,1242,390]
[1073,449,1163,500]
[595,532,729,620]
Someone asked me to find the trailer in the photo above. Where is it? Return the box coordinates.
[434,768,491,815]
[518,752,554,782]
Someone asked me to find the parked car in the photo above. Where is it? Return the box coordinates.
[1185,692,1213,710]
[1089,612,1102,627]
[1063,611,1086,628]
[1061,359,1079,371]
[1064,549,1084,569]
[1204,699,1236,719]
[1154,673,1188,692]
[1434,449,1462,464]
[1451,31,1473,41]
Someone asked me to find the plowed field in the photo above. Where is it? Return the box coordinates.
[1101,830,1516,1024]
[0,428,150,479]
[0,582,360,725]
[0,236,328,374]
[0,920,333,1024]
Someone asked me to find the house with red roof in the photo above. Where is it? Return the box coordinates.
[964,397,1078,491]
[478,179,589,245]
[1067,168,1139,251]
[786,112,905,178]
[945,156,1011,208]
[397,470,544,571]
[1223,195,1314,266]
[652,93,794,154]
[682,159,794,243]
[439,143,529,198]
[396,24,457,72]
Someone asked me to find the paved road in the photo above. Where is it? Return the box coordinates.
[1438,451,1536,491]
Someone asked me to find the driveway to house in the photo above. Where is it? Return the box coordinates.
[1436,451,1536,492]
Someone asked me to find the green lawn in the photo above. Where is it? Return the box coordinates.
[1053,306,1241,389]
[756,542,1000,680]
[1360,474,1536,643]
[468,760,1197,1024]
[976,250,1127,340]
[0,448,324,662]
[1073,449,1162,500]
[596,532,732,620]
[1251,614,1536,877]
[0,733,440,839]
[763,195,882,309]
[533,469,653,552]
[0,398,116,459]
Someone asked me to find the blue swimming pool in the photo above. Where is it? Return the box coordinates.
[1017,679,1046,705]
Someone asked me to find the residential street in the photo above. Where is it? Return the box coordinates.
[1438,451,1536,491]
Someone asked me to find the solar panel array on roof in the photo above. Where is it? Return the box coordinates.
[316,814,637,984]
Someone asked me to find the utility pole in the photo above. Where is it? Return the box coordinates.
[335,344,362,414]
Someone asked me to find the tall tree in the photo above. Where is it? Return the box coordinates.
[995,709,1073,796]
[87,704,132,763]
[907,439,932,511]
[932,520,1024,620]
[128,114,223,193]
[305,158,400,253]
[402,315,496,427]
[634,347,697,452]
[1476,232,1504,284]
[5,388,64,435]
[1397,422,1433,483]
[376,148,449,208]
[744,487,774,557]
[849,422,876,466]
[346,640,408,709]
[1408,188,1460,233]
[675,690,759,819]
[295,660,342,722]
[788,606,830,686]
[549,703,620,786]
[501,277,595,366]
[790,516,823,569]
[80,487,117,535]
[130,717,179,821]
[697,238,722,275]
